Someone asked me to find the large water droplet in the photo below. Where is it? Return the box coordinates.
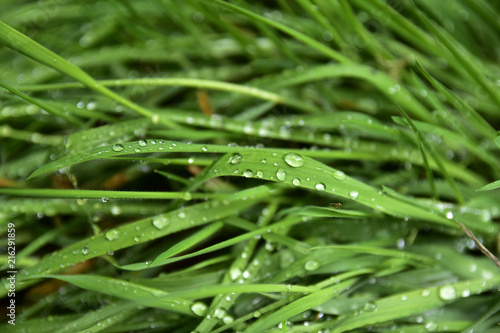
[214,308,226,319]
[315,183,326,191]
[191,302,208,316]
[283,152,305,167]
[105,229,120,241]
[229,268,242,281]
[438,285,456,301]
[332,170,346,180]
[152,216,169,229]
[304,260,320,271]
[229,153,243,164]
[112,144,124,152]
[243,170,254,178]
[276,168,287,181]
[349,191,359,199]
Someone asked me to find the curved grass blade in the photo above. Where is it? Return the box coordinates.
[27,274,195,315]
[245,279,357,333]
[0,185,270,297]
[53,302,139,333]
[0,80,82,125]
[308,245,436,266]
[0,20,175,127]
[329,276,500,333]
[476,180,500,191]
[0,188,223,201]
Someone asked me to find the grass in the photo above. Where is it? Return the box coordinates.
[1,0,499,332]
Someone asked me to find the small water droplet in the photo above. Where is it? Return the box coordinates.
[276,168,287,181]
[229,153,243,164]
[101,197,109,203]
[243,170,254,178]
[304,260,320,271]
[445,211,454,219]
[138,139,147,147]
[349,191,359,199]
[425,322,438,331]
[201,146,208,152]
[177,211,186,219]
[283,152,305,167]
[256,170,264,178]
[191,302,208,316]
[112,144,124,152]
[292,178,301,186]
[438,285,456,301]
[332,170,346,180]
[364,302,377,312]
[152,216,169,229]
[315,183,326,191]
[105,229,120,241]
[134,148,141,153]
[421,289,431,297]
[261,158,267,164]
[222,315,234,324]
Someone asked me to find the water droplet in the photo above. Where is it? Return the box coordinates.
[177,211,186,219]
[134,148,141,153]
[261,158,267,164]
[315,183,326,191]
[222,315,234,325]
[201,146,208,152]
[425,322,438,331]
[112,144,124,152]
[229,153,243,164]
[256,170,264,178]
[363,302,377,312]
[105,229,120,241]
[191,302,208,316]
[243,170,254,178]
[283,152,305,167]
[276,168,287,181]
[445,211,454,219]
[138,139,147,147]
[332,170,346,180]
[438,285,456,301]
[214,308,226,319]
[292,178,301,186]
[101,197,109,203]
[152,216,169,229]
[304,260,320,271]
[229,268,242,281]
[349,191,359,199]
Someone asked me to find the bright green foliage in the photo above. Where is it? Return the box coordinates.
[1,1,499,332]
